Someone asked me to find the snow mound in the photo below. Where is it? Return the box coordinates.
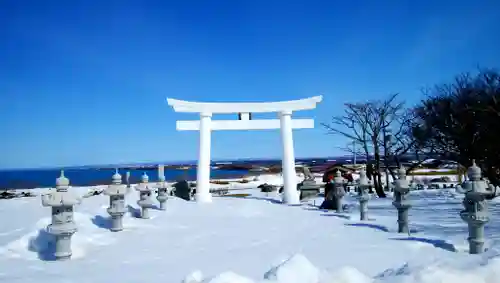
[376,245,500,283]
[374,257,500,283]
[188,252,500,283]
[252,174,305,187]
[0,212,116,260]
[182,270,204,283]
[205,272,255,283]
[186,254,357,283]
[263,254,320,283]
[324,267,372,283]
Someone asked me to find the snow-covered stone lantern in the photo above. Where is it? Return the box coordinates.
[456,161,500,254]
[392,166,412,233]
[125,171,131,193]
[333,170,346,213]
[156,175,168,210]
[136,172,154,219]
[104,169,127,231]
[357,168,371,221]
[41,170,81,260]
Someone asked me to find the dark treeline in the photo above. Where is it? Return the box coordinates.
[323,68,500,198]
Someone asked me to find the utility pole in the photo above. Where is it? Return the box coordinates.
[353,140,357,166]
[384,128,393,190]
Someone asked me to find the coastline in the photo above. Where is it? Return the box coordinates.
[0,157,460,191]
[0,166,286,191]
[0,159,319,190]
[0,172,323,200]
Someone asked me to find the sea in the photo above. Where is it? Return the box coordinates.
[0,167,253,190]
[0,156,368,190]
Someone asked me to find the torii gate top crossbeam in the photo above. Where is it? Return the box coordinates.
[167,95,322,114]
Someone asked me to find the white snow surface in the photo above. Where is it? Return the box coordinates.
[1,174,500,283]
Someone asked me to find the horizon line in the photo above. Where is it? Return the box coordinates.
[0,154,365,171]
[1,152,435,171]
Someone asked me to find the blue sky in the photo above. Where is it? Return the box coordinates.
[0,0,499,169]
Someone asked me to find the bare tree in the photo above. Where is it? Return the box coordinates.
[323,93,427,197]
[323,94,400,197]
[380,106,431,184]
[414,68,500,187]
[322,102,372,161]
[335,140,368,162]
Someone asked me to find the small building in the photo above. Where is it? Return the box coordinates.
[322,165,356,183]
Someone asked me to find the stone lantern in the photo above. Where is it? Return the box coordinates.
[333,170,346,213]
[41,170,81,260]
[104,169,127,231]
[136,172,154,219]
[125,171,131,193]
[392,166,412,233]
[357,168,371,221]
[156,175,168,210]
[456,161,500,254]
[297,166,321,200]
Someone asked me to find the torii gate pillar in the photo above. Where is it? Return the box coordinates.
[197,112,213,203]
[167,96,322,204]
[279,110,297,204]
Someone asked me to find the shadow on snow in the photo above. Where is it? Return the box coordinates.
[245,196,283,204]
[127,205,142,218]
[91,215,112,230]
[27,228,57,261]
[320,213,351,220]
[345,222,389,232]
[389,236,457,252]
[344,222,420,234]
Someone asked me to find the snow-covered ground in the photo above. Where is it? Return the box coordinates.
[1,174,500,283]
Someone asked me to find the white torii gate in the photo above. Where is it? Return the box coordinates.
[166,95,322,204]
